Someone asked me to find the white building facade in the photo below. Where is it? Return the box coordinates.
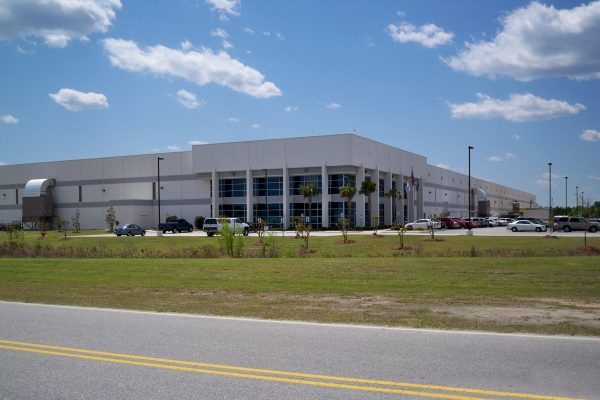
[0,134,536,229]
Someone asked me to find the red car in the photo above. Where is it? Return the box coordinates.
[451,217,472,228]
[439,217,460,229]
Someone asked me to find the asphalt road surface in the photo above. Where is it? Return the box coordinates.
[1,301,599,400]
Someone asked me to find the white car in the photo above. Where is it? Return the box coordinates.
[507,220,547,232]
[405,219,441,230]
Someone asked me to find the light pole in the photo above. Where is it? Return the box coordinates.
[564,176,568,214]
[548,162,552,229]
[264,169,268,229]
[468,145,474,233]
[582,191,585,216]
[157,157,164,233]
[576,186,579,215]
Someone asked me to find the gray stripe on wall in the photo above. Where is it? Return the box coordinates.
[0,174,203,190]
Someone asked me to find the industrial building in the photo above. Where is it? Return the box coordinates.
[0,134,537,229]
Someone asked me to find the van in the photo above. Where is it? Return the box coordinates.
[202,217,250,236]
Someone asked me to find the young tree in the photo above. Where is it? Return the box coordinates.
[105,206,117,231]
[359,179,377,227]
[71,209,81,233]
[339,183,356,227]
[385,187,402,225]
[299,182,321,228]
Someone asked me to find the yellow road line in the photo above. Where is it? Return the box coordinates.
[0,340,582,400]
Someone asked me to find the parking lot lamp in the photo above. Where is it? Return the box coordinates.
[158,157,164,232]
[564,176,568,214]
[467,146,474,233]
[548,162,552,230]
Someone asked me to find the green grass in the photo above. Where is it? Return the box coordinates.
[1,257,598,335]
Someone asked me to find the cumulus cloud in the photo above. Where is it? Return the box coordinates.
[167,145,181,151]
[103,38,281,98]
[175,89,202,109]
[445,1,600,80]
[49,88,108,112]
[580,129,600,142]
[387,21,453,48]
[284,106,298,112]
[488,156,503,162]
[505,152,517,159]
[206,0,240,17]
[0,0,121,48]
[228,117,240,123]
[325,102,341,110]
[448,93,585,122]
[1,114,19,124]
[188,140,208,145]
[251,123,261,129]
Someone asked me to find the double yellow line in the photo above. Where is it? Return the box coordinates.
[0,339,580,400]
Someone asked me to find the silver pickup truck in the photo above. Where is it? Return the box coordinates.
[202,217,250,236]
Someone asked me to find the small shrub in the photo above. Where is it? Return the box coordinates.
[194,216,205,230]
[166,215,178,223]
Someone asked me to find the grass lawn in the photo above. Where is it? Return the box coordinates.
[1,256,599,335]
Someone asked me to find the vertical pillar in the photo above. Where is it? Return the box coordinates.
[372,168,380,227]
[399,175,405,224]
[321,162,329,228]
[407,176,414,222]
[357,165,365,226]
[211,169,218,217]
[283,165,289,229]
[417,177,424,218]
[246,167,252,223]
[385,171,392,225]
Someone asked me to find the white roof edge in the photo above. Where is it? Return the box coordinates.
[23,178,55,197]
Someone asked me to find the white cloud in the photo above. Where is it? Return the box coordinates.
[188,140,208,145]
[211,28,228,39]
[102,38,281,98]
[180,40,193,50]
[580,129,600,142]
[505,152,517,159]
[387,22,453,48]
[175,89,202,109]
[228,117,240,123]
[206,0,240,16]
[284,106,298,112]
[275,32,285,40]
[435,163,450,169]
[251,123,261,129]
[487,156,503,162]
[244,27,255,34]
[0,0,121,48]
[49,88,108,112]
[325,102,341,110]
[513,134,521,140]
[588,174,600,182]
[167,145,181,151]
[448,93,585,122]
[445,1,600,80]
[1,114,19,124]
[0,161,6,166]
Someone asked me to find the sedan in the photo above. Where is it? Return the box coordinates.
[405,219,441,230]
[507,220,547,232]
[114,224,146,236]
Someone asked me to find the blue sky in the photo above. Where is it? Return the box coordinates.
[1,0,599,206]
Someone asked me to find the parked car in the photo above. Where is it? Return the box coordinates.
[405,219,442,230]
[485,217,500,227]
[450,217,468,228]
[439,217,460,229]
[497,218,512,226]
[553,216,599,232]
[507,220,547,232]
[114,224,146,236]
[203,217,250,237]
[517,217,549,227]
[158,218,194,233]
[463,217,479,228]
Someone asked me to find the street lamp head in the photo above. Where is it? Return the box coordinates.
[548,162,552,166]
[158,157,164,160]
[468,145,474,150]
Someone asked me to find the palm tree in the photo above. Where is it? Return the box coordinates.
[359,179,377,226]
[339,183,357,227]
[385,187,402,224]
[299,183,321,227]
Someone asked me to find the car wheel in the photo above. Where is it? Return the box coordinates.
[207,232,214,237]
[141,231,146,236]
[406,225,413,230]
[189,228,193,232]
[535,227,542,232]
[162,229,167,234]
[589,226,598,233]
[127,232,133,236]
[511,227,518,232]
[117,234,121,237]
[173,228,178,234]
[243,227,249,236]
[563,226,572,232]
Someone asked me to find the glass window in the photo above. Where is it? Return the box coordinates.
[328,201,355,227]
[289,175,322,195]
[253,203,283,228]
[379,179,385,197]
[218,204,247,220]
[289,202,322,228]
[253,176,283,197]
[328,174,355,195]
[379,204,385,226]
[219,178,246,198]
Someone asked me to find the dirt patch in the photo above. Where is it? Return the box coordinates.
[577,245,600,255]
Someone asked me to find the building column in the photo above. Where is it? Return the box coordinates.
[357,165,365,226]
[385,171,393,225]
[417,178,424,219]
[283,165,289,229]
[321,162,329,228]
[407,176,415,222]
[399,175,405,224]
[246,167,252,223]
[211,169,218,218]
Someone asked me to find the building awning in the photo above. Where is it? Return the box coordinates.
[472,187,487,201]
[23,178,56,197]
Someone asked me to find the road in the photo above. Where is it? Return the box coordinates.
[1,302,598,399]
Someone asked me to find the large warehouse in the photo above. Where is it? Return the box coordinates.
[0,134,536,229]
